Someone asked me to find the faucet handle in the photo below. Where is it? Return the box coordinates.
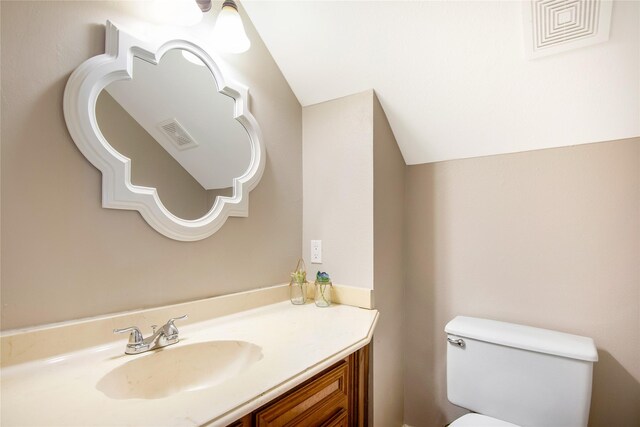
[164,315,188,337]
[167,314,188,324]
[113,326,143,344]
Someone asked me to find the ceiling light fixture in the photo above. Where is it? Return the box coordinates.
[195,0,212,13]
[211,0,251,54]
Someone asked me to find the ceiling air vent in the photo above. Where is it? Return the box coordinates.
[522,0,613,59]
[158,118,199,151]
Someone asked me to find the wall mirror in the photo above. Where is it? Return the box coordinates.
[64,21,265,241]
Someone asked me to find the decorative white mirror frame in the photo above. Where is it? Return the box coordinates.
[63,21,265,241]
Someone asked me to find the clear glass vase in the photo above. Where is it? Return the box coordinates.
[314,280,332,307]
[290,281,307,305]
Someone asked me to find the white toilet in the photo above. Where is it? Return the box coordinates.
[445,316,598,427]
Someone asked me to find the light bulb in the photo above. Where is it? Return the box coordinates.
[212,1,251,53]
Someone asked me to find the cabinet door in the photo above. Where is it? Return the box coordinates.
[348,345,369,427]
[254,360,350,427]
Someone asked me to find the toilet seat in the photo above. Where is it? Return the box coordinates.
[450,413,521,427]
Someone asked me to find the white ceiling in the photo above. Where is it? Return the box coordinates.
[242,0,639,165]
[105,48,251,189]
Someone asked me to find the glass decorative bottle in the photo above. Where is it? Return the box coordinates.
[289,258,308,305]
[314,272,332,307]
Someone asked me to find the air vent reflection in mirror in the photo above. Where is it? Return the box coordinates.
[158,118,199,151]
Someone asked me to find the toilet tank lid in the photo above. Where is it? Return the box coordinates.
[445,316,598,362]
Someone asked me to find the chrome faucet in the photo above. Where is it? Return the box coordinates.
[114,315,187,355]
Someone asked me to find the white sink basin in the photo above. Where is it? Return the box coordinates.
[96,340,262,399]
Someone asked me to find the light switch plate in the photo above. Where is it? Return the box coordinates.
[311,240,322,264]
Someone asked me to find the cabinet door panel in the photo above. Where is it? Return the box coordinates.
[255,361,349,427]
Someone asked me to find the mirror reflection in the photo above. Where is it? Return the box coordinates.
[95,48,251,220]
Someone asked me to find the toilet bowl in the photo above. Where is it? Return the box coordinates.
[445,316,598,427]
[450,413,519,427]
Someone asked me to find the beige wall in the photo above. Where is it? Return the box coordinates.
[372,94,406,427]
[302,90,406,426]
[302,91,374,288]
[96,91,214,220]
[403,138,640,427]
[0,1,302,330]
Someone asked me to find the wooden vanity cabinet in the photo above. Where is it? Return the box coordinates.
[227,345,369,427]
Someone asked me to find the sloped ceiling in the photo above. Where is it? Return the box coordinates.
[242,1,639,165]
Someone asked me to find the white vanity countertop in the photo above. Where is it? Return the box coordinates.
[1,302,378,427]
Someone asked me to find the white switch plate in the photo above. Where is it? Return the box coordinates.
[310,240,322,264]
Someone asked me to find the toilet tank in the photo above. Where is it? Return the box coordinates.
[446,316,598,427]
